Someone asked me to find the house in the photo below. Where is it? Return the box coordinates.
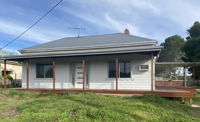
[0,60,22,87]
[2,29,162,91]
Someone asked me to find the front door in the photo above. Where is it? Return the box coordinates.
[75,63,83,88]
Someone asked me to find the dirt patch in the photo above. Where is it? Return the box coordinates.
[0,108,20,120]
[0,94,7,99]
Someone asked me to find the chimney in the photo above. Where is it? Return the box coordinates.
[124,28,130,35]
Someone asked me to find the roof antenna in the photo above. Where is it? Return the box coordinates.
[68,27,85,37]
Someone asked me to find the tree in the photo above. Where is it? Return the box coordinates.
[187,21,200,38]
[183,21,200,80]
[158,35,185,62]
[156,35,185,80]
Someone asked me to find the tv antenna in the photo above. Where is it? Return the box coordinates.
[68,27,85,37]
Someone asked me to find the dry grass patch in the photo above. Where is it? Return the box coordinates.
[0,108,19,120]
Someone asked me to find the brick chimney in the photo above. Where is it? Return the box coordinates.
[124,28,130,35]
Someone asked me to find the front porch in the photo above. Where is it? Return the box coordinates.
[12,86,196,99]
[2,53,197,101]
[3,53,156,90]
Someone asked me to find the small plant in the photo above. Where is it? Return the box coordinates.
[6,75,13,81]
[0,75,13,80]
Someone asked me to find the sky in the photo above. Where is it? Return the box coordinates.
[0,0,200,54]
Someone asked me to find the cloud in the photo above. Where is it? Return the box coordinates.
[60,3,147,36]
[0,0,200,49]
[152,1,199,28]
[0,48,20,55]
[60,0,200,42]
[0,19,71,43]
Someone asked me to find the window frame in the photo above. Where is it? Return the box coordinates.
[108,61,131,78]
[36,64,53,78]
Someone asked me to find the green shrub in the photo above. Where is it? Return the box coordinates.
[0,75,14,81]
[6,75,13,81]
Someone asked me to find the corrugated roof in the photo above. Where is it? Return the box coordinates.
[20,33,156,53]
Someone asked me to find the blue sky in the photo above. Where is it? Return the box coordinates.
[0,0,200,53]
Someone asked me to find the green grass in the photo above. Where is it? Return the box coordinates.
[0,89,200,122]
[194,89,200,105]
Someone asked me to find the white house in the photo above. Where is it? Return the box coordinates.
[3,29,162,91]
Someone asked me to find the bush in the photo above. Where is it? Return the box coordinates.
[6,75,13,81]
[0,75,13,80]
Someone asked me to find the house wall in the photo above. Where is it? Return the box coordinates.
[22,54,155,90]
[0,62,22,80]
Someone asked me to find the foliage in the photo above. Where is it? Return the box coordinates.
[183,21,200,80]
[0,75,13,81]
[158,35,185,62]
[0,89,200,122]
[187,21,200,38]
[6,75,13,81]
[156,35,185,79]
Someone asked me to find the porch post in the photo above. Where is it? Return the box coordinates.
[151,54,154,92]
[115,57,119,91]
[26,60,29,89]
[183,66,186,87]
[82,59,86,90]
[193,67,195,81]
[53,58,56,90]
[4,60,7,88]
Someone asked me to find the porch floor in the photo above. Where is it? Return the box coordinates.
[12,86,197,98]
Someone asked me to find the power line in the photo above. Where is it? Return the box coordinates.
[0,0,64,50]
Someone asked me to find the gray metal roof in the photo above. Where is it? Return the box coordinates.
[2,33,162,60]
[20,33,157,53]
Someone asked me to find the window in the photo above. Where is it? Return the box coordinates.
[36,64,53,78]
[108,62,117,78]
[108,61,131,78]
[120,61,131,78]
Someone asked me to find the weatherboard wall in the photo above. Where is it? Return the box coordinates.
[22,54,154,90]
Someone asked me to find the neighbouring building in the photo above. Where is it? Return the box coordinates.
[0,60,22,86]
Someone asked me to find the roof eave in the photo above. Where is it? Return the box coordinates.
[3,46,162,60]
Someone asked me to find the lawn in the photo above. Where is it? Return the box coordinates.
[0,89,200,122]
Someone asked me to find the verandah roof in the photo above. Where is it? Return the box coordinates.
[2,46,161,61]
[156,62,200,67]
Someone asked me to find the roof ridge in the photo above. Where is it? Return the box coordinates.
[20,33,157,53]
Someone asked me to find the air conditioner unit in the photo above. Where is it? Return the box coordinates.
[139,65,149,71]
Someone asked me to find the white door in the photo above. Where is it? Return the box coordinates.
[75,63,83,88]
